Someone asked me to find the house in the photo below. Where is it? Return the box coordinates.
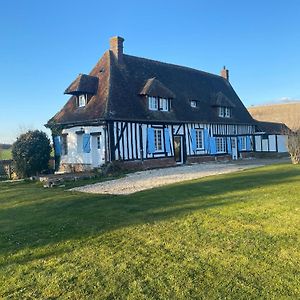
[46,36,288,172]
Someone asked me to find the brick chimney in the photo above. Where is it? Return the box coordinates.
[110,36,124,63]
[220,66,229,81]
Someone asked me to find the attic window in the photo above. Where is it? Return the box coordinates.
[190,100,197,108]
[148,96,170,112]
[218,106,232,118]
[78,94,87,107]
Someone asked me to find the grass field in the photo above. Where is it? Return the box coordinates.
[0,148,12,160]
[0,163,299,299]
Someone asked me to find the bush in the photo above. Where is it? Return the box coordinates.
[12,130,51,178]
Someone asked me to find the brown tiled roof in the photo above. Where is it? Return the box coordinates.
[47,49,256,127]
[140,78,176,99]
[64,74,99,95]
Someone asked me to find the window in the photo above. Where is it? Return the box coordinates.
[240,136,247,150]
[160,98,169,111]
[190,100,197,108]
[154,129,163,151]
[78,94,87,107]
[216,137,226,153]
[77,134,83,153]
[196,129,204,149]
[148,96,158,110]
[96,136,101,149]
[62,135,68,155]
[218,106,232,118]
[148,96,170,111]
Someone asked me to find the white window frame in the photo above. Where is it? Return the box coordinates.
[160,98,169,111]
[154,129,163,152]
[196,129,204,149]
[216,137,226,153]
[218,106,231,118]
[148,96,158,111]
[240,136,247,150]
[190,100,197,108]
[78,94,87,107]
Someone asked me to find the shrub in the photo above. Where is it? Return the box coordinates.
[12,130,51,178]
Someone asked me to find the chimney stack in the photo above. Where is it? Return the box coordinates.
[109,36,124,63]
[220,66,229,81]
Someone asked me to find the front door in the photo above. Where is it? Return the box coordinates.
[231,137,238,160]
[174,135,183,164]
[92,135,102,167]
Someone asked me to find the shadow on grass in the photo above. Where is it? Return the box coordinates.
[0,163,299,265]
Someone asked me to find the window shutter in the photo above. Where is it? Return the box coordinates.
[53,136,61,156]
[191,129,197,152]
[147,128,155,154]
[164,128,171,153]
[246,136,252,151]
[83,134,91,153]
[210,137,217,154]
[227,137,232,154]
[204,129,210,151]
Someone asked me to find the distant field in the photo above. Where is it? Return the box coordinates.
[248,102,300,130]
[0,163,299,299]
[0,148,12,160]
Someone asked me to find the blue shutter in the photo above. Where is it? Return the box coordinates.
[210,137,217,154]
[238,137,242,151]
[204,129,210,151]
[83,134,91,153]
[191,129,197,152]
[246,136,252,151]
[53,136,61,156]
[227,137,232,154]
[164,128,171,153]
[147,128,155,154]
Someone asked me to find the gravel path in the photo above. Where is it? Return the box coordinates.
[71,158,286,195]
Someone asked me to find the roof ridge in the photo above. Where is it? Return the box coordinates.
[123,54,224,80]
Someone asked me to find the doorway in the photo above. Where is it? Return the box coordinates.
[174,135,184,164]
[92,134,102,167]
[231,137,238,160]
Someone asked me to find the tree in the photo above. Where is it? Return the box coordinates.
[12,130,51,178]
[286,130,300,164]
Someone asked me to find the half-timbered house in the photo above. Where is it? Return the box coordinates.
[46,36,288,171]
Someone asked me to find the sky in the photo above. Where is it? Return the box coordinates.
[1,0,300,143]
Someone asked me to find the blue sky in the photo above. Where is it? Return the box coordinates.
[1,0,300,143]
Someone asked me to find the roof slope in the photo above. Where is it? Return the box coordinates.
[255,121,290,134]
[48,50,255,126]
[64,74,99,95]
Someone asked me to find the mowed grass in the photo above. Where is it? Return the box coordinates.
[0,163,299,299]
[0,148,12,160]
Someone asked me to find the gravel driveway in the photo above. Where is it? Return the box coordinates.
[71,158,287,195]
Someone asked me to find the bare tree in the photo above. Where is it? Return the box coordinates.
[286,130,300,164]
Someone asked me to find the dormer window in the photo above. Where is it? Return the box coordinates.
[190,100,197,108]
[148,96,170,112]
[218,106,232,118]
[78,94,87,107]
[149,96,158,110]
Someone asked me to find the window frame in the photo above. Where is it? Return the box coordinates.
[148,96,158,111]
[159,98,169,111]
[78,94,87,107]
[195,129,204,149]
[154,128,163,152]
[240,136,247,150]
[62,135,68,155]
[190,100,197,108]
[216,137,226,153]
[218,106,232,118]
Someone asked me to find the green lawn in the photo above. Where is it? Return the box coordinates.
[0,148,12,160]
[0,163,299,299]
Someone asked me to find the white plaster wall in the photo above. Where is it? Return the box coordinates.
[61,126,105,165]
[277,135,288,153]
